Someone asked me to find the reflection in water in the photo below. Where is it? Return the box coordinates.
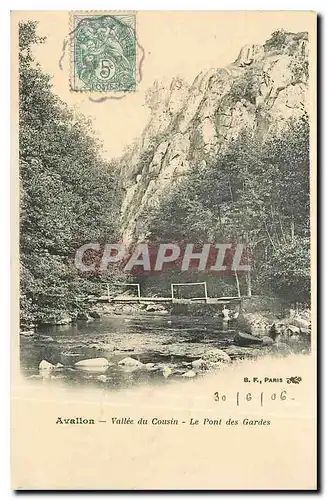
[20,315,310,391]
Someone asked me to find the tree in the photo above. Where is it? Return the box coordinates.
[141,116,310,302]
[19,21,122,325]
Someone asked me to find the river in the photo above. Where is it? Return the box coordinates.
[20,314,310,391]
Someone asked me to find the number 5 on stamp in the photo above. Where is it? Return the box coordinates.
[70,13,136,93]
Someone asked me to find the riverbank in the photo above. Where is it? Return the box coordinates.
[21,295,311,351]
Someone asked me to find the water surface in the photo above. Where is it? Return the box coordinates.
[20,314,309,391]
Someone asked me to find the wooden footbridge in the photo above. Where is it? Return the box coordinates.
[94,282,247,306]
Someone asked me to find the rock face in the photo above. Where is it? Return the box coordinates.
[119,30,308,243]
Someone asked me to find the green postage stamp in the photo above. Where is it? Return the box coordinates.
[70,13,136,92]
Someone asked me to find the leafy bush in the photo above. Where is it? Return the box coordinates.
[264,30,288,53]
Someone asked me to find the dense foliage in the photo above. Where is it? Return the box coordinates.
[142,117,310,302]
[19,21,122,326]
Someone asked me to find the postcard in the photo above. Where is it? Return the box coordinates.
[11,10,317,490]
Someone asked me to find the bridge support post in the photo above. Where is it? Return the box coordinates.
[204,282,208,303]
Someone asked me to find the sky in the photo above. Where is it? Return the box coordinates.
[14,10,315,159]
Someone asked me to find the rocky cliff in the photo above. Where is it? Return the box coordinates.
[120,30,309,243]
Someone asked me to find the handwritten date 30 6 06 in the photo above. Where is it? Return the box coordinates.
[214,390,293,406]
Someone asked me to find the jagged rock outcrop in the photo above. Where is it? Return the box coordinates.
[120,30,309,243]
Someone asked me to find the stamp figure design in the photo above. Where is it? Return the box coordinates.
[71,14,136,92]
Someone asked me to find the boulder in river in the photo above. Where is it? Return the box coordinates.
[288,316,310,330]
[234,332,263,347]
[39,359,55,370]
[89,310,101,319]
[237,313,269,336]
[287,325,301,335]
[145,304,167,313]
[162,366,172,379]
[270,323,303,341]
[118,357,144,368]
[75,358,109,368]
[144,362,156,371]
[191,359,209,371]
[285,325,301,339]
[38,335,54,342]
[77,312,91,321]
[172,369,187,375]
[261,336,275,346]
[20,330,35,337]
[202,348,231,364]
[182,370,197,378]
[88,343,100,349]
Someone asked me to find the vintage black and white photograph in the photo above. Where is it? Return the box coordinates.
[12,10,317,490]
